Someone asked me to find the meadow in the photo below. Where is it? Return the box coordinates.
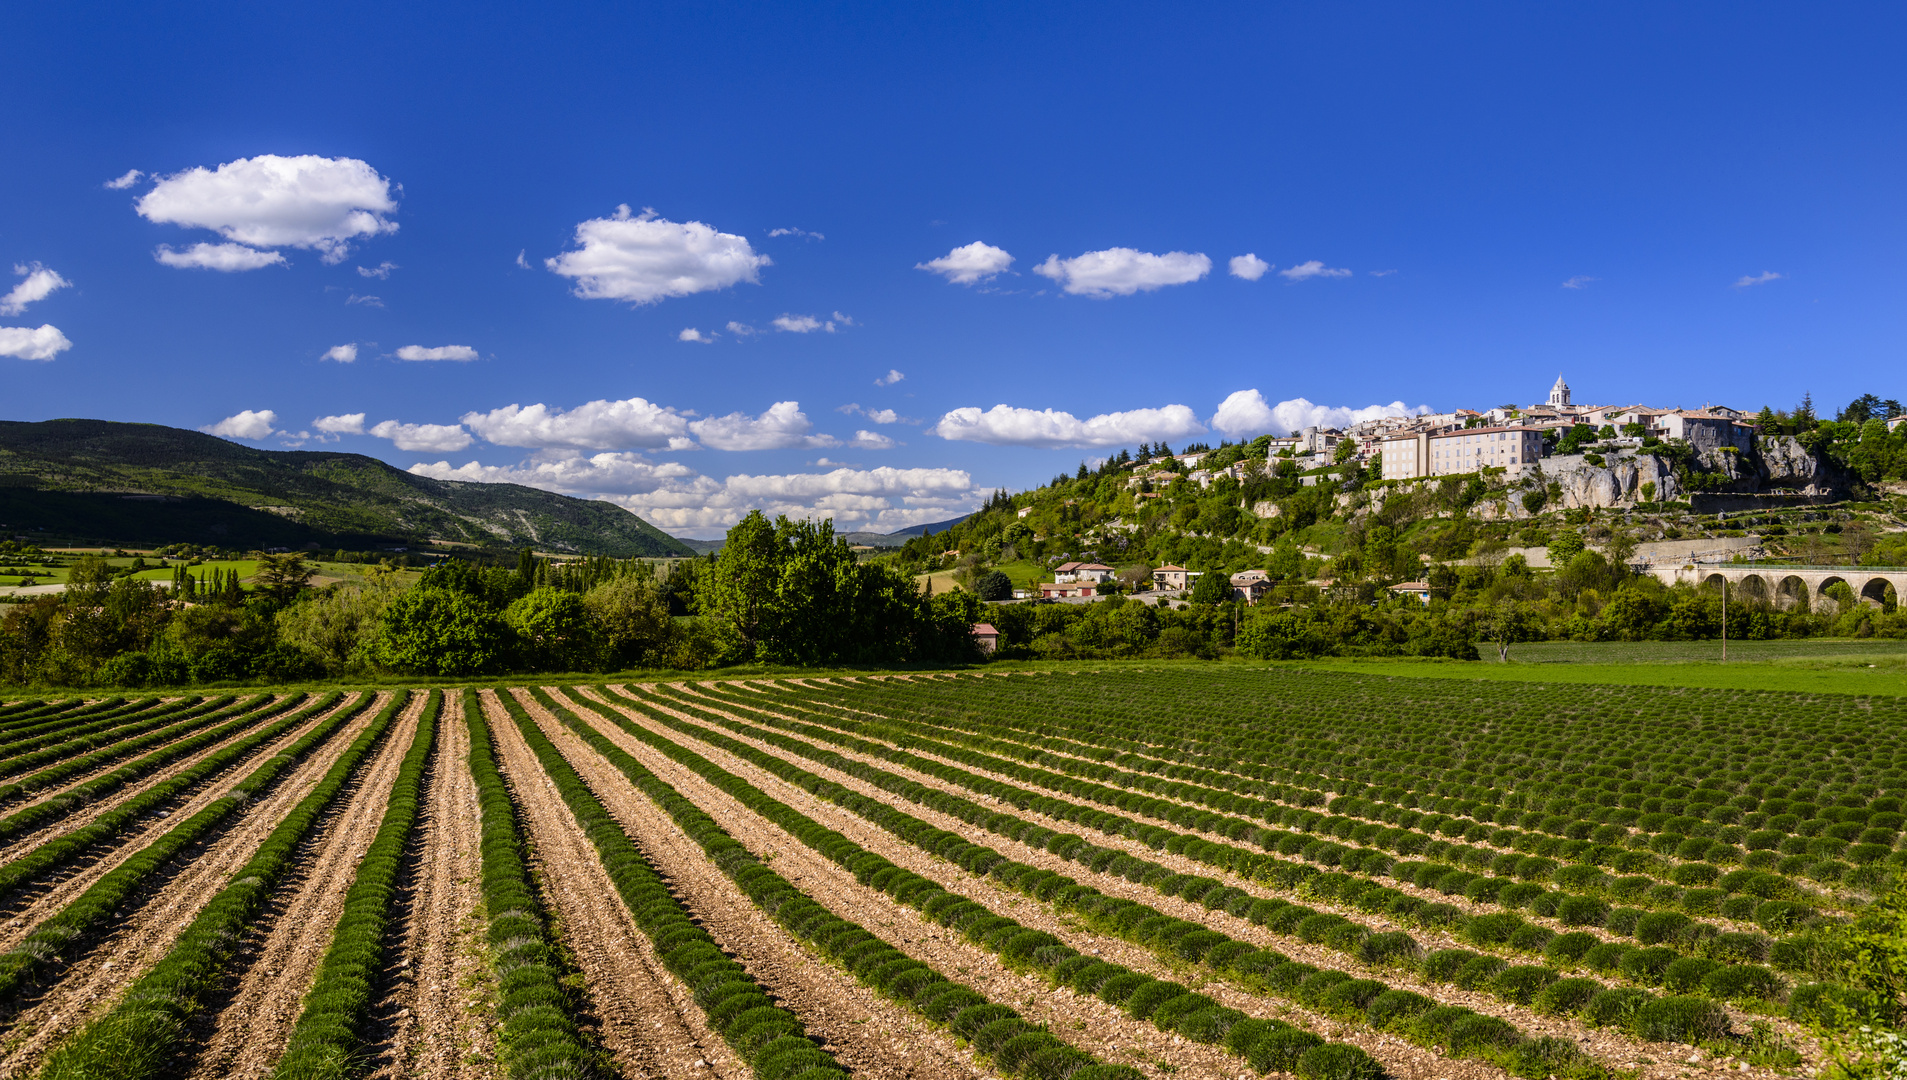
[0,666,1885,1080]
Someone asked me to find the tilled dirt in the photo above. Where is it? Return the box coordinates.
[753,683,1790,936]
[0,691,394,1078]
[518,688,992,1080]
[561,686,1269,1080]
[183,691,428,1080]
[707,687,1817,1049]
[480,690,748,1080]
[0,694,338,872]
[605,685,1786,1080]
[359,692,496,1080]
[0,693,368,950]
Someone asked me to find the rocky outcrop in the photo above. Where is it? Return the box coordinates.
[1751,435,1847,495]
[1542,454,1681,510]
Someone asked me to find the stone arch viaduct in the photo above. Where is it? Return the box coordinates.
[1649,563,1907,615]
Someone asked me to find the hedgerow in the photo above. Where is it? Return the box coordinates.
[38,690,411,1080]
[0,690,367,1008]
[491,689,848,1080]
[270,690,441,1080]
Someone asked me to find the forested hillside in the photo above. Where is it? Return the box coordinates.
[0,419,691,556]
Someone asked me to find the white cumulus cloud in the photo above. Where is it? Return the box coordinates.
[1280,260,1352,281]
[917,241,1014,285]
[875,369,904,386]
[314,413,366,435]
[850,430,896,449]
[357,261,398,279]
[545,204,770,304]
[461,397,695,452]
[155,242,287,271]
[932,403,1206,448]
[689,401,835,451]
[773,313,824,333]
[1033,248,1210,297]
[1209,389,1429,438]
[0,325,73,361]
[1,264,72,315]
[1733,271,1783,288]
[410,455,975,538]
[136,154,398,264]
[1228,254,1271,281]
[369,420,472,452]
[394,344,478,362]
[321,343,358,363]
[104,169,144,190]
[679,327,716,343]
[202,409,278,440]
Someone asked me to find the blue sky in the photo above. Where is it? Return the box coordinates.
[4,2,1902,536]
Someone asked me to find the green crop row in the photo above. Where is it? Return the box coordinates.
[0,694,263,805]
[0,692,325,868]
[0,696,130,733]
[808,672,1901,888]
[492,688,847,1080]
[463,689,599,1080]
[38,690,410,1080]
[678,684,1798,1001]
[626,685,1773,1056]
[0,695,186,766]
[0,697,89,726]
[574,685,1404,1080]
[756,679,1848,910]
[529,686,1158,1080]
[269,690,441,1080]
[0,690,367,1009]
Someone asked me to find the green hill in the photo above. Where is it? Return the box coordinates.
[0,418,693,557]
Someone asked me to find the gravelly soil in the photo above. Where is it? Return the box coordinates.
[569,686,1267,1080]
[522,687,993,1080]
[181,691,427,1080]
[481,689,748,1080]
[613,683,1792,1080]
[0,691,393,1077]
[0,694,359,910]
[360,692,497,1080]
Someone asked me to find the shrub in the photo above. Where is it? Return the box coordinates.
[1358,931,1420,967]
[1662,956,1722,993]
[1492,965,1559,1005]
[1543,932,1600,966]
[1366,989,1436,1031]
[1628,995,1729,1044]
[1294,970,1353,1007]
[1453,955,1507,991]
[1583,987,1649,1028]
[1296,1043,1383,1080]
[1123,980,1186,1020]
[1448,1014,1523,1055]
[1243,1026,1324,1073]
[1555,895,1610,927]
[1420,949,1478,982]
[1096,973,1152,1006]
[1533,977,1601,1016]
[1701,964,1784,1003]
[1635,911,1692,945]
[1616,946,1678,985]
[1317,979,1387,1019]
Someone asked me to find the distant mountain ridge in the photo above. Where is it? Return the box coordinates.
[678,514,970,554]
[0,418,693,557]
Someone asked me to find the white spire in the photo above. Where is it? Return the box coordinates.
[1547,374,1571,408]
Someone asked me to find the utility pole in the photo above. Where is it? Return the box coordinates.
[1721,577,1728,662]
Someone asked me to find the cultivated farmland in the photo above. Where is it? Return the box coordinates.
[0,669,1889,1080]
